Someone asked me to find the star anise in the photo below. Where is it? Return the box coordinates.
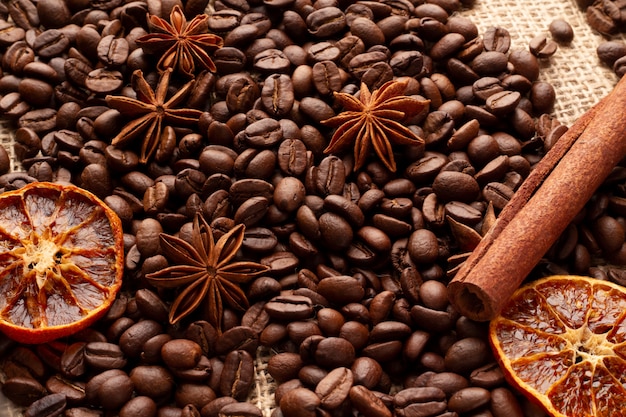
[321,79,429,172]
[145,214,270,332]
[136,5,223,77]
[105,68,202,164]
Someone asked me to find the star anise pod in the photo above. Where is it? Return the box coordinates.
[321,79,429,172]
[145,214,270,332]
[105,68,202,164]
[136,5,223,77]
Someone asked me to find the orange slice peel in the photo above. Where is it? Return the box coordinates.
[489,275,626,417]
[0,182,124,344]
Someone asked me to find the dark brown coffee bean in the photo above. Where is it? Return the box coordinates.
[448,386,491,413]
[548,18,574,44]
[317,275,364,305]
[313,336,356,368]
[349,385,392,417]
[306,7,346,38]
[280,387,321,417]
[130,365,175,400]
[219,350,254,400]
[587,3,617,36]
[2,376,46,406]
[482,182,514,210]
[33,29,70,58]
[483,26,511,53]
[97,373,134,410]
[267,352,303,383]
[597,40,626,67]
[218,402,263,417]
[161,339,202,370]
[24,393,66,417]
[119,396,157,417]
[261,73,294,116]
[490,387,524,417]
[529,34,558,58]
[394,387,446,417]
[445,337,491,374]
[508,48,540,81]
[315,367,353,410]
[175,383,216,410]
[119,319,163,358]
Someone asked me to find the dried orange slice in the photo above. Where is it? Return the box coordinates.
[0,182,124,344]
[489,275,626,417]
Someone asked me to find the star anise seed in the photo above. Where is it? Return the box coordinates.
[105,68,202,164]
[145,214,270,332]
[321,79,429,172]
[137,5,223,77]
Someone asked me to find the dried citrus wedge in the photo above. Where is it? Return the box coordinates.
[489,275,626,417]
[0,182,124,344]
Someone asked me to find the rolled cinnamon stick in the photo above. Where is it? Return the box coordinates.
[448,75,626,321]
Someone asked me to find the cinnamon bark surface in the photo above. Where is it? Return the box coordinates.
[448,75,626,321]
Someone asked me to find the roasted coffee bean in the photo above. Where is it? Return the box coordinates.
[219,402,263,417]
[83,342,126,370]
[161,339,203,370]
[33,29,70,58]
[349,385,392,417]
[490,387,524,417]
[315,367,353,410]
[175,383,216,410]
[549,18,574,43]
[445,337,491,374]
[262,73,294,116]
[119,396,157,417]
[24,393,66,417]
[267,352,303,382]
[529,34,558,58]
[483,26,511,53]
[130,365,175,399]
[97,372,134,410]
[2,376,47,406]
[45,375,86,404]
[597,40,626,67]
[219,349,254,400]
[394,387,447,417]
[119,320,163,358]
[448,386,491,413]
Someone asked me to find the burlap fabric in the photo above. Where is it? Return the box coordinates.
[0,0,625,416]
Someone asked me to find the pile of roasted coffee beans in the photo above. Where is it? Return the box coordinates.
[576,0,626,76]
[0,0,625,417]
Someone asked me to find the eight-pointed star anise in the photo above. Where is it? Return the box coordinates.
[321,79,429,172]
[105,68,202,164]
[145,214,270,332]
[136,5,223,77]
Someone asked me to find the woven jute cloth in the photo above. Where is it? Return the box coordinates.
[0,0,625,416]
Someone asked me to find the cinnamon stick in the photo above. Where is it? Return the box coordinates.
[448,75,626,321]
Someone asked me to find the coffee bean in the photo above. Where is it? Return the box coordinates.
[24,393,66,417]
[219,350,255,400]
[444,337,491,374]
[2,376,46,406]
[280,387,321,417]
[597,41,626,67]
[219,402,263,417]
[529,34,558,58]
[315,367,353,410]
[448,386,491,413]
[130,365,175,399]
[349,385,392,417]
